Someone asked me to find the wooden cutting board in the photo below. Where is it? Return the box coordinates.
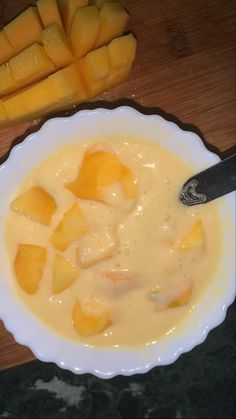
[0,0,235,371]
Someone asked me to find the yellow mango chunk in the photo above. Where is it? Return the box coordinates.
[15,244,46,294]
[2,92,28,121]
[168,287,192,308]
[50,203,89,251]
[70,6,100,60]
[73,300,111,337]
[1,63,87,122]
[58,0,89,32]
[77,46,110,97]
[53,254,80,294]
[95,2,129,48]
[0,100,8,123]
[41,24,74,69]
[11,186,57,225]
[120,166,137,199]
[0,32,14,65]
[178,220,205,250]
[105,34,137,90]
[9,43,55,88]
[37,0,64,31]
[66,150,137,203]
[91,0,121,11]
[49,63,87,104]
[22,78,58,116]
[3,7,43,55]
[66,150,122,201]
[0,63,19,97]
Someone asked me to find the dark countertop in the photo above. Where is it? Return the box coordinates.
[0,302,235,419]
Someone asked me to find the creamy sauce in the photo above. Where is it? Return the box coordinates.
[5,138,222,347]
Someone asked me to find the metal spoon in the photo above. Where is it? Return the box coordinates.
[180,154,236,206]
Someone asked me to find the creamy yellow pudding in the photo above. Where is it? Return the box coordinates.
[5,138,221,347]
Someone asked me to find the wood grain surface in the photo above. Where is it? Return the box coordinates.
[0,0,235,371]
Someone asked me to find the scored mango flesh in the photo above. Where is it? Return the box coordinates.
[0,32,14,66]
[73,300,112,337]
[95,2,129,48]
[41,24,74,69]
[66,150,137,202]
[37,0,64,31]
[58,0,89,33]
[3,7,43,55]
[0,1,136,126]
[70,6,100,60]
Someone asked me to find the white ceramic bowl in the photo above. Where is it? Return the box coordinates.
[0,107,235,378]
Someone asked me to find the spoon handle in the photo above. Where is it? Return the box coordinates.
[180,154,236,206]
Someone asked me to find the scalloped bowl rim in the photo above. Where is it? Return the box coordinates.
[0,106,235,378]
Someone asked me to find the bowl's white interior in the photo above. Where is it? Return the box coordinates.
[0,107,235,378]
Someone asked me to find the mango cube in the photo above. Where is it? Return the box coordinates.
[120,166,137,199]
[41,24,74,69]
[15,244,46,294]
[66,151,122,201]
[95,2,129,48]
[0,63,19,96]
[178,220,205,250]
[9,43,55,88]
[11,186,57,225]
[77,46,110,97]
[73,300,111,337]
[0,32,14,65]
[3,7,43,55]
[53,254,80,294]
[77,228,117,267]
[168,287,192,308]
[58,0,89,32]
[50,203,89,251]
[49,63,87,104]
[2,92,28,120]
[37,0,64,31]
[70,6,100,60]
[66,150,137,203]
